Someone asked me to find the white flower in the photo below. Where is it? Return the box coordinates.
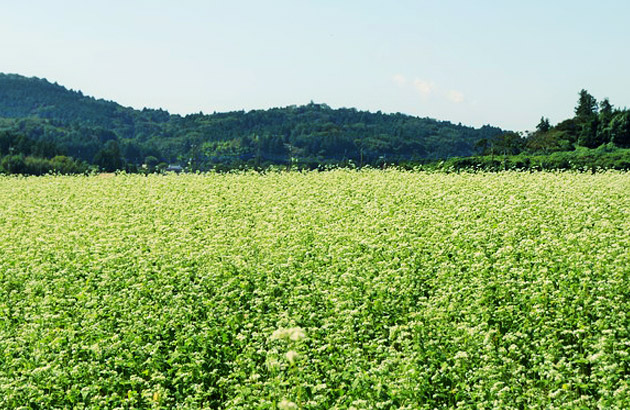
[271,327,306,342]
[289,327,306,341]
[454,351,469,360]
[271,328,289,340]
[278,398,298,410]
[286,350,299,364]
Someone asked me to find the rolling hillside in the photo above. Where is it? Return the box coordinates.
[0,73,504,172]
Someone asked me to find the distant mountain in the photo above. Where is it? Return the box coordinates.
[0,73,505,171]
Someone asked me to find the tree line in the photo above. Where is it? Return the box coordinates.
[0,73,502,174]
[1,73,629,174]
[475,89,630,158]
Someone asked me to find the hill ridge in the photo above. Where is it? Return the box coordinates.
[0,73,504,171]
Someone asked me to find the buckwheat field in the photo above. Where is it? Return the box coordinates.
[1,170,629,409]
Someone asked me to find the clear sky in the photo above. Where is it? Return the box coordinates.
[2,0,629,131]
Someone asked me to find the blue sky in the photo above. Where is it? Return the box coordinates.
[2,0,629,130]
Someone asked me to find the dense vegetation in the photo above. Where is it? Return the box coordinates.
[2,73,630,174]
[420,145,630,172]
[0,73,502,173]
[455,89,630,168]
[1,170,629,409]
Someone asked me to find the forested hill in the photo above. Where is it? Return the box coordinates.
[0,73,504,172]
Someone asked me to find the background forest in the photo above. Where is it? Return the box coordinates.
[1,73,630,174]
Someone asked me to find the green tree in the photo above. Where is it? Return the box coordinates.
[536,117,551,133]
[610,112,630,147]
[599,98,613,119]
[1,154,27,174]
[474,138,489,155]
[574,90,601,147]
[50,155,87,174]
[575,89,598,119]
[597,98,614,144]
[93,140,125,172]
[526,131,564,154]
[493,132,523,156]
[144,155,159,168]
[577,117,600,148]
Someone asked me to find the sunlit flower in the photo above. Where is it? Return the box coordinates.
[454,351,469,360]
[278,398,298,410]
[285,350,299,364]
[289,327,306,341]
[271,327,306,342]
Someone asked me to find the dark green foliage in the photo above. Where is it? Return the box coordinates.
[0,126,88,175]
[0,154,88,175]
[473,132,524,156]
[575,89,598,119]
[525,129,571,154]
[4,73,630,174]
[536,117,550,133]
[494,131,523,155]
[422,145,630,172]
[577,116,601,148]
[599,98,613,122]
[573,91,603,148]
[0,73,504,172]
[93,140,125,172]
[0,154,27,174]
[609,111,630,147]
[0,127,88,175]
[523,90,630,156]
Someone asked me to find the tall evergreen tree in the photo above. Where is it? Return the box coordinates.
[599,98,613,118]
[575,89,598,119]
[610,112,630,147]
[575,90,600,147]
[597,98,614,144]
[536,117,551,133]
[578,117,600,148]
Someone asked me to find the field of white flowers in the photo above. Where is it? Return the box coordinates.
[1,170,629,409]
